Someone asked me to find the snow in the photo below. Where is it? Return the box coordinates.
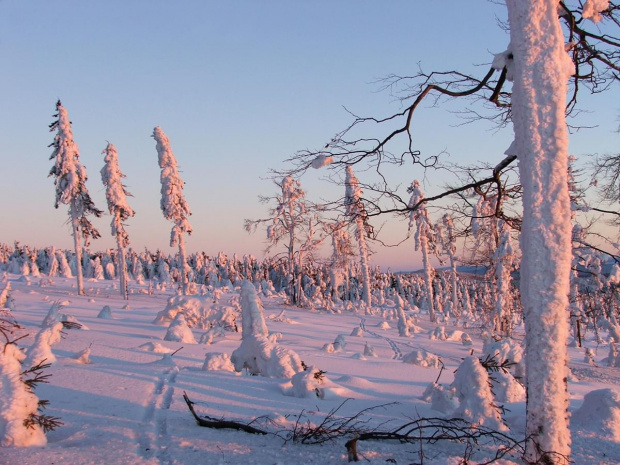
[582,0,609,23]
[506,0,575,459]
[1,274,620,464]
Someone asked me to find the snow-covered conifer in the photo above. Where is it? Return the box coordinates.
[344,166,372,308]
[152,127,193,295]
[101,143,135,300]
[48,101,102,296]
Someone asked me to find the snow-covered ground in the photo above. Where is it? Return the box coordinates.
[2,274,619,464]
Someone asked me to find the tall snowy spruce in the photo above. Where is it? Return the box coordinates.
[344,166,372,308]
[505,0,579,461]
[152,127,193,295]
[101,143,135,300]
[48,100,102,296]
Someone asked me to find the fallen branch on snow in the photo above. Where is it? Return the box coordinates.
[182,392,268,435]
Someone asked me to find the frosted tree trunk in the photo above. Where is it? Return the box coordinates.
[116,230,128,300]
[506,0,573,460]
[354,216,372,308]
[420,230,436,323]
[70,204,85,296]
[178,231,188,295]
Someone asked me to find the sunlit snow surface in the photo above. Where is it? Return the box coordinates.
[2,274,619,464]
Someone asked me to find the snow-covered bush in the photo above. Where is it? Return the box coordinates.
[24,322,64,367]
[422,382,458,414]
[163,313,196,344]
[482,337,525,380]
[153,295,237,331]
[282,366,327,399]
[429,326,447,341]
[451,356,507,431]
[1,312,60,446]
[202,352,235,372]
[230,281,302,378]
[402,349,440,368]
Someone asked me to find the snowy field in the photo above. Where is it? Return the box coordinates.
[2,274,620,464]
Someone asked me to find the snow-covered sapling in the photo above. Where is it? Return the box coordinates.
[101,143,135,300]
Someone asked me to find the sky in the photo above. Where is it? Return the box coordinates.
[1,1,618,271]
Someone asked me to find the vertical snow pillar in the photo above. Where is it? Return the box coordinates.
[506,0,573,461]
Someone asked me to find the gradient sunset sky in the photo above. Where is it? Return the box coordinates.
[1,1,618,270]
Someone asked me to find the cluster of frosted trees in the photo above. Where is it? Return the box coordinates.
[47,101,192,299]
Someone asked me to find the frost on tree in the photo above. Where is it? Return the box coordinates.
[231,281,302,378]
[101,143,135,300]
[505,0,582,460]
[48,100,102,296]
[408,180,437,323]
[153,126,193,295]
[344,166,372,308]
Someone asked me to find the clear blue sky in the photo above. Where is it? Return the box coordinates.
[1,1,618,270]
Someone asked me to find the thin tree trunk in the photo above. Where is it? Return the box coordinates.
[178,232,188,295]
[420,234,436,323]
[118,244,128,300]
[71,204,84,296]
[355,216,372,308]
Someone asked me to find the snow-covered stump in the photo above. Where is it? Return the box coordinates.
[230,281,302,378]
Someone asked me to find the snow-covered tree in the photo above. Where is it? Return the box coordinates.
[439,214,460,319]
[152,127,193,295]
[505,0,579,459]
[408,180,437,323]
[101,143,135,300]
[245,176,317,306]
[344,166,372,308]
[48,100,103,296]
[493,220,516,335]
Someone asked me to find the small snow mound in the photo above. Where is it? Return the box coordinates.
[377,321,390,330]
[573,388,620,442]
[202,352,235,372]
[74,347,91,364]
[350,353,367,360]
[350,327,363,337]
[402,349,440,368]
[97,305,113,319]
[138,342,173,354]
[363,342,378,357]
[149,354,178,366]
